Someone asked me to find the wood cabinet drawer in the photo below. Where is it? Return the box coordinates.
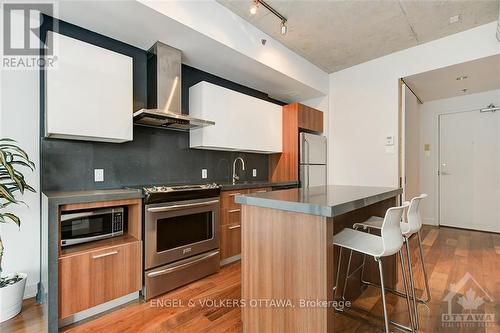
[221,207,242,226]
[248,187,272,194]
[220,223,242,260]
[59,241,141,319]
[221,189,247,210]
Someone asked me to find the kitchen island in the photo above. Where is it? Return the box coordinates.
[235,185,402,333]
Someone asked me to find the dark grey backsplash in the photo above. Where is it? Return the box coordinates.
[40,16,281,192]
[42,125,268,191]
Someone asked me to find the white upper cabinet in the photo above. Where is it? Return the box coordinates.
[189,82,282,153]
[45,32,133,143]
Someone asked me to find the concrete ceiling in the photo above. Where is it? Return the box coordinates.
[403,54,500,102]
[218,0,499,73]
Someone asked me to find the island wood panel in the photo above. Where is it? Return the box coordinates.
[241,205,334,333]
[269,104,299,183]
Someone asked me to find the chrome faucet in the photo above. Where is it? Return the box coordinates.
[232,157,245,184]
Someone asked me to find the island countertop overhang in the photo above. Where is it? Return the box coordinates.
[235,185,402,217]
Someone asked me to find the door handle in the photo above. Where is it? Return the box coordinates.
[92,251,118,259]
[228,193,241,197]
[147,200,219,212]
[146,251,219,277]
[229,224,241,230]
[228,209,241,213]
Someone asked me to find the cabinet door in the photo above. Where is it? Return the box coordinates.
[220,223,242,260]
[298,104,323,133]
[59,241,141,319]
[45,31,133,143]
[189,81,282,153]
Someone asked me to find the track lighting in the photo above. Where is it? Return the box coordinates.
[281,21,287,35]
[249,0,258,15]
[250,0,288,35]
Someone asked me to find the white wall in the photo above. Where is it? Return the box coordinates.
[419,89,500,226]
[404,87,420,200]
[329,22,500,187]
[138,0,329,95]
[0,68,41,299]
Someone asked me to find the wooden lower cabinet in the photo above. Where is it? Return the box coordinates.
[220,187,272,262]
[59,240,141,319]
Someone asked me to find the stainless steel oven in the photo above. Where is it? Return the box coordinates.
[143,190,220,299]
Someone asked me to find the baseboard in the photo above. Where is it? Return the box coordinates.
[422,218,437,226]
[58,292,139,328]
[220,254,240,266]
[23,282,39,299]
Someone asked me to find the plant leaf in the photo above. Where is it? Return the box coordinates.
[0,213,20,227]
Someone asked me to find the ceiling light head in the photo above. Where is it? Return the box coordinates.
[456,75,468,81]
[281,21,287,35]
[250,0,258,15]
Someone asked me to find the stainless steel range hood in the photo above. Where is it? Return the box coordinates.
[133,42,215,130]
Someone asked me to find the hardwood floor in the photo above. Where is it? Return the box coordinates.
[2,226,499,333]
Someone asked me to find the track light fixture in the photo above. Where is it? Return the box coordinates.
[249,0,288,35]
[249,0,258,15]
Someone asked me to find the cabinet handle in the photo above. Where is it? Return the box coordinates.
[229,224,241,230]
[228,193,241,197]
[256,190,267,193]
[228,209,241,213]
[92,251,118,259]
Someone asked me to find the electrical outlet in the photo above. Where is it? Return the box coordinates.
[252,169,257,177]
[201,169,208,179]
[94,169,104,182]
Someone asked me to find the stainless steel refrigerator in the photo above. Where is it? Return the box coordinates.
[300,132,327,188]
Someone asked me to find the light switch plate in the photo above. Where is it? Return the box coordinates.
[252,169,257,177]
[94,169,104,182]
[385,135,394,146]
[201,169,208,179]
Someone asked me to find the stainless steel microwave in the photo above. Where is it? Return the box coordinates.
[60,207,125,247]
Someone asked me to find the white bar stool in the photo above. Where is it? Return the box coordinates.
[333,202,414,333]
[353,194,430,331]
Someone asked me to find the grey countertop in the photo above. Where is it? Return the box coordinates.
[218,180,299,191]
[43,188,143,202]
[235,185,402,217]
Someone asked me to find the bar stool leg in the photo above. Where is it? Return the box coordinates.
[341,249,354,300]
[417,231,431,303]
[376,258,390,333]
[334,247,343,302]
[405,238,419,330]
[399,250,415,332]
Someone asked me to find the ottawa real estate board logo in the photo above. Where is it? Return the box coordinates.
[442,272,495,328]
[2,2,57,69]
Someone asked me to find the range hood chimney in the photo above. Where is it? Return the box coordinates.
[133,42,215,130]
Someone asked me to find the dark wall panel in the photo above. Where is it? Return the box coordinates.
[41,16,280,192]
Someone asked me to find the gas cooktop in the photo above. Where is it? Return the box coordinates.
[143,183,219,194]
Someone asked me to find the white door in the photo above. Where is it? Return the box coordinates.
[439,110,500,232]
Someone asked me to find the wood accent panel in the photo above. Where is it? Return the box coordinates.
[220,223,242,259]
[298,103,324,133]
[269,104,299,182]
[241,205,334,333]
[59,240,141,319]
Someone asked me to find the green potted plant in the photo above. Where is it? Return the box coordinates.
[0,138,35,322]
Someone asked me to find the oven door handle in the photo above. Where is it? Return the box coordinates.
[147,200,220,213]
[146,251,220,278]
